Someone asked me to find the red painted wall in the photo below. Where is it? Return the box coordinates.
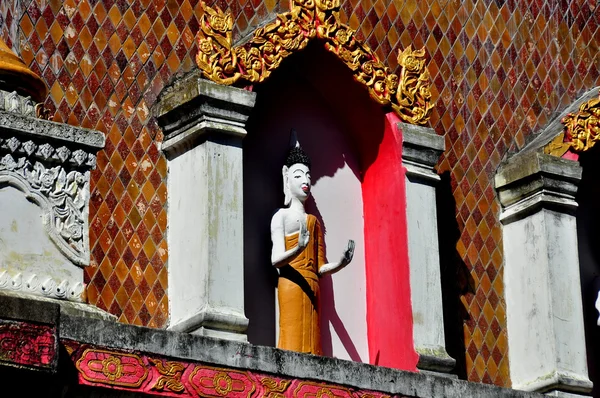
[362,112,418,370]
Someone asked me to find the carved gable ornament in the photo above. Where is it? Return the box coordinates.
[562,94,600,152]
[544,94,600,157]
[195,0,434,125]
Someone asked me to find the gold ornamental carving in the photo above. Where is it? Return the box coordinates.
[149,358,186,393]
[195,1,433,125]
[260,377,292,398]
[561,94,600,152]
[542,94,600,156]
[542,132,570,157]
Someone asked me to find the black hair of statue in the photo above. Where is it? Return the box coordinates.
[284,146,311,169]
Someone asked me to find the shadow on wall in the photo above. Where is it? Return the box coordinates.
[243,42,385,362]
[576,145,600,398]
[436,170,474,380]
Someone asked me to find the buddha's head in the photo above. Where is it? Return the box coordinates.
[282,144,311,206]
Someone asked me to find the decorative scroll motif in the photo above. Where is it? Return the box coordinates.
[0,111,105,148]
[561,94,600,152]
[76,348,149,388]
[393,47,433,125]
[543,132,571,158]
[0,90,52,120]
[0,320,57,370]
[149,358,186,393]
[0,136,95,268]
[293,381,353,398]
[189,366,256,397]
[0,90,36,117]
[261,377,292,398]
[196,1,433,125]
[0,270,84,301]
[65,342,397,398]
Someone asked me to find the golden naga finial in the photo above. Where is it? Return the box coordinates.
[393,46,434,125]
[561,95,600,152]
[194,1,434,125]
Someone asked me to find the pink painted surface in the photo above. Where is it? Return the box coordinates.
[362,112,418,371]
[562,151,579,161]
[66,340,393,398]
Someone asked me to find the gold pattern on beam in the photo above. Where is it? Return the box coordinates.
[542,132,571,158]
[195,1,433,125]
[561,95,600,152]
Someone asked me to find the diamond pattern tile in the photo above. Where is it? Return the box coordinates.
[2,0,600,388]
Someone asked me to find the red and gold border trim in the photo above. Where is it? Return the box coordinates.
[195,0,433,126]
[64,341,395,398]
[0,319,58,371]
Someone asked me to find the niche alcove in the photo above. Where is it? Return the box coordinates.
[242,42,416,368]
[576,144,600,397]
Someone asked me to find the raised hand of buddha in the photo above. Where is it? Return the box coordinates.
[297,218,310,251]
[341,239,355,266]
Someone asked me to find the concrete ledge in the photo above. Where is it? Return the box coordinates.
[416,346,457,375]
[0,110,105,150]
[168,303,249,341]
[513,370,593,394]
[60,313,544,398]
[0,290,115,322]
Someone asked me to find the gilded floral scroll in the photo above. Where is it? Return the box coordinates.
[195,0,433,125]
[562,94,600,152]
[543,94,600,157]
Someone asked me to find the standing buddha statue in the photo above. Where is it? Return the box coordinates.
[270,138,355,355]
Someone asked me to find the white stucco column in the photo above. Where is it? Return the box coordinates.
[156,77,256,341]
[495,152,592,397]
[399,122,455,375]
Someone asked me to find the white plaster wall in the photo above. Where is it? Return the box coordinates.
[203,139,245,313]
[545,210,588,379]
[167,143,209,326]
[505,209,588,390]
[0,186,82,283]
[405,178,445,350]
[504,210,556,389]
[311,162,367,362]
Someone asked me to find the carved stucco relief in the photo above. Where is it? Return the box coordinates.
[0,106,104,301]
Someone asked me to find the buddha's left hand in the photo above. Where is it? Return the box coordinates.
[341,240,355,266]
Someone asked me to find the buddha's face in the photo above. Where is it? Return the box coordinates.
[287,163,311,202]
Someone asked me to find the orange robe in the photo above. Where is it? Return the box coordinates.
[277,214,326,355]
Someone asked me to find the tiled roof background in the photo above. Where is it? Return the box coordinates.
[1,0,599,387]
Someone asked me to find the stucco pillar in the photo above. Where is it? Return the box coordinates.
[156,77,256,341]
[495,152,592,397]
[399,122,455,375]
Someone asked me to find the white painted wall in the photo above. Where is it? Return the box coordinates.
[167,136,247,338]
[311,162,367,362]
[406,178,445,351]
[167,143,209,326]
[504,209,589,391]
[0,186,82,289]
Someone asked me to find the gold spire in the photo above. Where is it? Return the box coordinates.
[0,38,47,103]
